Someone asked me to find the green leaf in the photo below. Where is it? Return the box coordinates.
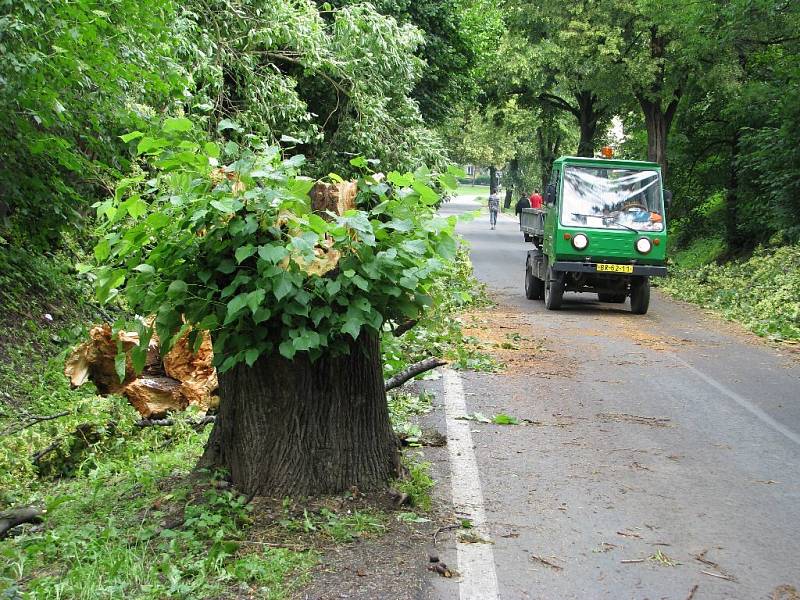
[204,142,221,158]
[349,156,368,168]
[130,345,148,374]
[412,182,439,205]
[114,347,126,383]
[492,413,520,425]
[326,280,341,295]
[278,340,296,359]
[258,245,288,264]
[217,118,243,133]
[245,348,260,367]
[351,274,369,291]
[136,137,169,155]
[226,293,249,322]
[133,264,155,274]
[246,289,266,314]
[94,239,110,261]
[341,317,362,339]
[253,307,272,324]
[120,131,144,143]
[273,274,294,301]
[235,245,256,264]
[167,280,187,297]
[162,117,192,133]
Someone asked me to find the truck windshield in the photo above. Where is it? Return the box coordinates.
[561,166,664,232]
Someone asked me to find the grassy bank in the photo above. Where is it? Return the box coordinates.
[0,239,491,598]
[661,244,800,342]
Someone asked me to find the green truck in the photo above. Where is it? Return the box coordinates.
[521,155,669,314]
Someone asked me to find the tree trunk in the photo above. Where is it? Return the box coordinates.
[489,166,497,194]
[725,131,741,251]
[636,26,683,180]
[576,91,600,157]
[199,333,400,496]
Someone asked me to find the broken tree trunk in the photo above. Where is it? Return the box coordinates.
[0,507,44,539]
[199,333,400,497]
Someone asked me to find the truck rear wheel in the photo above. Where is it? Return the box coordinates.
[544,266,564,310]
[630,277,650,314]
[525,261,544,299]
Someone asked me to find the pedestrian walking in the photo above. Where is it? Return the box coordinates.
[515,194,529,224]
[488,192,500,229]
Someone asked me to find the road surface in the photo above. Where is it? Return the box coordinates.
[425,195,800,600]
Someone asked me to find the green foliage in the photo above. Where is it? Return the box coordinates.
[277,508,386,544]
[92,120,459,372]
[382,245,497,378]
[0,0,184,248]
[661,245,800,341]
[392,454,435,511]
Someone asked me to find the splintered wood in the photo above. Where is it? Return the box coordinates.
[310,180,357,219]
[64,324,218,418]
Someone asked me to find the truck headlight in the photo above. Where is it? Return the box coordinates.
[635,237,652,254]
[572,233,589,250]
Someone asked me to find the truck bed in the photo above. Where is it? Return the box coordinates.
[520,208,546,235]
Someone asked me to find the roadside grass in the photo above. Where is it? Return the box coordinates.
[0,225,484,598]
[661,244,800,342]
[455,184,490,198]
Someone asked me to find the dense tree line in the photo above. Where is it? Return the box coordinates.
[0,0,475,250]
[451,0,800,253]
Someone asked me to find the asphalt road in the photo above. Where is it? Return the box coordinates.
[426,196,800,600]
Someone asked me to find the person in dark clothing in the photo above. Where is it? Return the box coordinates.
[514,195,529,223]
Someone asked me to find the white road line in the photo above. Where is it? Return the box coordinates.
[442,369,500,600]
[670,352,800,446]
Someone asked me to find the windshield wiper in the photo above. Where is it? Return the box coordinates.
[606,215,638,233]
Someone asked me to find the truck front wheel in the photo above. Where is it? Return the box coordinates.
[630,277,650,314]
[544,267,565,310]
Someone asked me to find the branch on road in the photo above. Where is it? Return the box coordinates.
[384,358,447,392]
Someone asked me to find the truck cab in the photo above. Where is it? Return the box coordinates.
[520,155,668,314]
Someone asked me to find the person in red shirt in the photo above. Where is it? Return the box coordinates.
[529,189,543,209]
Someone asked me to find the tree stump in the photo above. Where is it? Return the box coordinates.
[199,333,400,496]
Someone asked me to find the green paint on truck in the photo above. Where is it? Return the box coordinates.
[520,155,670,314]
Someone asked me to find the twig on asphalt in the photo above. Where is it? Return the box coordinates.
[700,570,736,582]
[686,584,699,600]
[530,555,563,571]
[432,523,460,545]
[620,558,646,564]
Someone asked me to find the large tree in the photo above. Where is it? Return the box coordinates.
[93,123,459,495]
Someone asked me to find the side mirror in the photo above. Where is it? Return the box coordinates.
[664,190,673,206]
[545,184,556,205]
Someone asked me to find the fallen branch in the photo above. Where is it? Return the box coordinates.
[384,358,447,392]
[0,506,44,539]
[31,439,63,464]
[392,319,418,337]
[2,411,71,436]
[135,416,216,430]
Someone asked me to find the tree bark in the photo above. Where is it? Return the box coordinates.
[635,26,683,179]
[199,333,400,497]
[575,90,601,157]
[638,94,680,179]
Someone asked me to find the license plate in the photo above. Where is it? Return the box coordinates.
[596,263,633,274]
